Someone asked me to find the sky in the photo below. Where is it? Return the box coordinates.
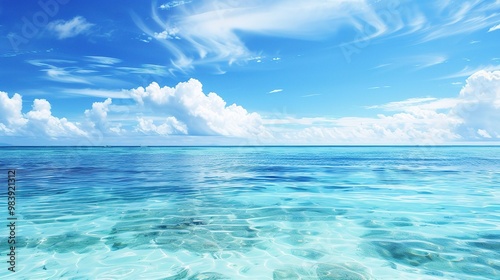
[0,0,499,145]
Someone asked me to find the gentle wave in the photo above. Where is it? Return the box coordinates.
[0,146,499,279]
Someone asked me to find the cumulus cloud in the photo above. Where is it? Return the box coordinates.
[1,71,499,144]
[136,117,187,135]
[84,98,113,132]
[25,99,86,138]
[0,92,27,134]
[0,93,87,139]
[451,70,500,139]
[129,79,268,138]
[154,27,180,40]
[266,70,500,144]
[25,99,87,138]
[0,79,269,143]
[47,16,94,39]
[265,108,460,145]
[360,70,500,142]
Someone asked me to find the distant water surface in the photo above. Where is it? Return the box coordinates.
[0,146,499,279]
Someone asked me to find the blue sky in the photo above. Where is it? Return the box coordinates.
[0,0,499,145]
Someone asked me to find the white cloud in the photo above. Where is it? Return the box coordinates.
[264,109,461,145]
[366,97,456,111]
[27,59,161,87]
[85,56,122,65]
[451,70,500,139]
[136,0,391,70]
[45,67,92,84]
[159,1,191,10]
[0,93,87,139]
[373,63,392,69]
[263,117,337,126]
[458,70,500,102]
[136,117,188,135]
[47,16,94,39]
[135,1,499,71]
[27,59,94,84]
[84,98,124,135]
[488,23,500,32]
[269,89,283,94]
[301,94,321,98]
[367,86,390,90]
[117,64,169,76]
[154,27,180,40]
[384,54,447,71]
[0,92,27,134]
[247,56,264,63]
[477,129,492,138]
[85,99,112,123]
[415,55,447,69]
[25,99,87,138]
[63,88,131,99]
[2,71,500,144]
[271,70,500,144]
[129,79,269,138]
[439,65,500,79]
[420,1,500,42]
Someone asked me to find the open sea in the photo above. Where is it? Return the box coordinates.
[0,146,499,279]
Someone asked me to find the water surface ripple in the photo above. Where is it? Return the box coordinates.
[0,146,499,279]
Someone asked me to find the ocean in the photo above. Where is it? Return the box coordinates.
[0,146,499,279]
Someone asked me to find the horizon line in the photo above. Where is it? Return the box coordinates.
[1,145,500,148]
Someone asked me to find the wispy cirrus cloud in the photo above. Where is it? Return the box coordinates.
[419,1,500,42]
[135,0,498,72]
[159,0,192,10]
[488,23,500,32]
[85,56,122,65]
[368,86,391,90]
[47,16,94,39]
[135,0,392,71]
[268,89,283,94]
[301,93,321,98]
[438,64,500,79]
[27,59,121,85]
[370,54,446,73]
[367,97,458,112]
[117,64,170,76]
[413,54,447,69]
[27,58,171,88]
[62,88,131,99]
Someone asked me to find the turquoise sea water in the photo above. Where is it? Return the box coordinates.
[0,146,499,279]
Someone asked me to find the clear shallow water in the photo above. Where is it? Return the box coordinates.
[0,146,499,279]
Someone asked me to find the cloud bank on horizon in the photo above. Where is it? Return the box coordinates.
[1,70,499,145]
[0,0,499,145]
